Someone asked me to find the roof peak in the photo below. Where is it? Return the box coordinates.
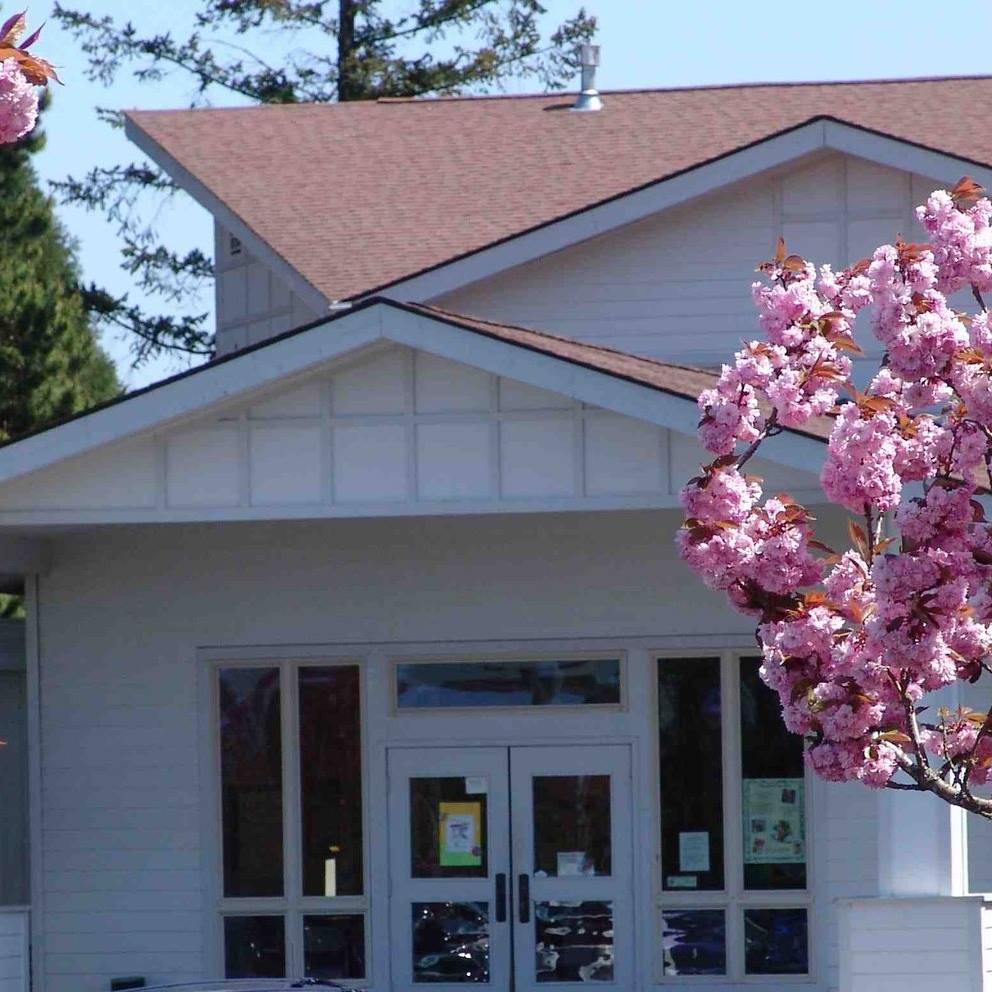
[125,72,992,118]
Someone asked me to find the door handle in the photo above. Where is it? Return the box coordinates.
[495,873,507,923]
[518,873,530,924]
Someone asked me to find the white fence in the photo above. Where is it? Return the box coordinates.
[0,908,28,992]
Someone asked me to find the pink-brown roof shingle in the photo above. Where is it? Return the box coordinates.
[126,75,992,304]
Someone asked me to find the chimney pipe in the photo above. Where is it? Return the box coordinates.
[571,43,602,112]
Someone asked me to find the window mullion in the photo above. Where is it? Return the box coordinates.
[724,650,745,980]
[283,660,304,976]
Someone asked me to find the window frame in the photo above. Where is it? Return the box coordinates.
[388,649,628,715]
[204,654,371,984]
[654,649,815,985]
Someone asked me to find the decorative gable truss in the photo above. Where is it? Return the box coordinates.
[0,303,824,525]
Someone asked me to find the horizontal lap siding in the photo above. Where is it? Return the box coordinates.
[436,152,940,370]
[39,574,203,992]
[842,898,985,992]
[0,911,28,992]
[37,510,864,989]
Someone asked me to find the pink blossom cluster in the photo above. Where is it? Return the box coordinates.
[679,180,992,795]
[0,58,36,144]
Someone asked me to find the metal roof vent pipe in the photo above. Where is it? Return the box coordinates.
[571,44,602,112]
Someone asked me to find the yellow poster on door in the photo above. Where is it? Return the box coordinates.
[439,801,482,867]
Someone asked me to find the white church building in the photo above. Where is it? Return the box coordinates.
[3,62,992,992]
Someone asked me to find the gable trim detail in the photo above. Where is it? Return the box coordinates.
[0,301,826,490]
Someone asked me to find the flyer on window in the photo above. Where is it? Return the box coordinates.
[742,778,805,864]
[439,801,482,867]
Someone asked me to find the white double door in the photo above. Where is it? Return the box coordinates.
[388,745,633,992]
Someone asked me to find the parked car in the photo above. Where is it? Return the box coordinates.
[141,981,360,991]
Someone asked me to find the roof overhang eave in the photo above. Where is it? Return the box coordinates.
[124,114,331,316]
[0,300,827,490]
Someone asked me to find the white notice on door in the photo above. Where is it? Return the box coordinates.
[678,831,710,872]
[465,776,488,794]
[557,851,588,876]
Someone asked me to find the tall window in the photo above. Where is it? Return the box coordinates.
[657,654,810,981]
[217,661,366,981]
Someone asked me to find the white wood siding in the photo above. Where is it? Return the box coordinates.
[435,152,942,373]
[34,508,869,990]
[821,785,880,992]
[839,896,987,992]
[214,222,319,355]
[0,344,821,524]
[0,908,29,992]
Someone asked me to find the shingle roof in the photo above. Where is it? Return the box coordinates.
[127,75,992,303]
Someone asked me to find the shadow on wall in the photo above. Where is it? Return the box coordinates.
[0,618,27,907]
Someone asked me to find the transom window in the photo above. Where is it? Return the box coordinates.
[656,653,811,981]
[395,656,622,709]
[215,660,366,982]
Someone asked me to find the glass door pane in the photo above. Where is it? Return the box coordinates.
[509,746,633,992]
[388,747,512,992]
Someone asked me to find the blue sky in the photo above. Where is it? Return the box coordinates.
[30,0,992,387]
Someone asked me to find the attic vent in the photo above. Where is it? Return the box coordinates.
[229,235,243,257]
[571,44,602,112]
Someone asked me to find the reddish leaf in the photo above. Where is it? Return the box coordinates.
[0,11,26,48]
[19,21,42,50]
[0,45,59,84]
[847,519,869,557]
[951,176,985,209]
[877,729,912,744]
[832,335,864,356]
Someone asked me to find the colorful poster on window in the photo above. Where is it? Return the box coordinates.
[439,801,482,867]
[742,778,805,864]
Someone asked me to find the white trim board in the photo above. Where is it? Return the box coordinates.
[0,302,827,494]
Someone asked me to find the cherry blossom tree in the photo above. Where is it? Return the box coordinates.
[678,176,992,818]
[0,11,57,146]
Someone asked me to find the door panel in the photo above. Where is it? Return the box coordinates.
[388,745,632,992]
[388,748,511,991]
[510,746,633,992]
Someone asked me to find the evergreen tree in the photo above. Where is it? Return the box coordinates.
[0,92,119,441]
[53,0,597,363]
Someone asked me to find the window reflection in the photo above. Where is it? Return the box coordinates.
[412,902,490,983]
[740,658,806,890]
[657,658,724,891]
[661,909,726,976]
[224,915,285,978]
[535,901,613,983]
[219,668,283,897]
[397,659,620,708]
[533,775,611,877]
[304,914,366,980]
[299,666,363,896]
[744,907,808,975]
